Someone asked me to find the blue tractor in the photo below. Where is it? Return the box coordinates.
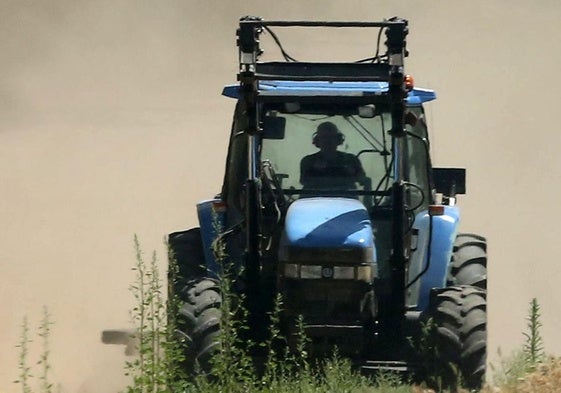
[169,17,487,389]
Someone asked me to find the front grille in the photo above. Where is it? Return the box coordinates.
[280,279,369,322]
[284,246,374,264]
[282,263,374,281]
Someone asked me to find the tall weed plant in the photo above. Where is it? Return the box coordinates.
[123,236,186,393]
[14,307,58,393]
[489,297,547,391]
[523,298,545,368]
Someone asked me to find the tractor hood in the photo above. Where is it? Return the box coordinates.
[282,198,374,252]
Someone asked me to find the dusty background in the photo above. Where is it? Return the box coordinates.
[2,1,561,392]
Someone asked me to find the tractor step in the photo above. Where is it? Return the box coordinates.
[361,360,417,373]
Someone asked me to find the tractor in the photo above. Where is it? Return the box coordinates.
[169,17,487,389]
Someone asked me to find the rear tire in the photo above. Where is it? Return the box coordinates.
[176,278,222,374]
[448,233,487,289]
[427,285,487,390]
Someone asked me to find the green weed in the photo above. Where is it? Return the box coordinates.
[15,316,33,393]
[523,298,545,368]
[489,297,546,391]
[123,236,187,393]
[14,308,58,393]
[37,307,54,393]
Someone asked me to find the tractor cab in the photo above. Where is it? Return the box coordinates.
[221,79,437,302]
[222,81,436,209]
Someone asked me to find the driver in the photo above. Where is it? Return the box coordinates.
[300,122,366,190]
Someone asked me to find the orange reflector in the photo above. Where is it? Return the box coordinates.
[429,205,445,216]
[212,201,227,212]
[405,75,414,91]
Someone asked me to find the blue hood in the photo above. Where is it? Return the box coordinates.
[283,198,374,249]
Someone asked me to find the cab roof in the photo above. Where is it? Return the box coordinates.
[222,81,436,105]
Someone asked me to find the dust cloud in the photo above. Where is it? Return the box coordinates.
[2,1,561,392]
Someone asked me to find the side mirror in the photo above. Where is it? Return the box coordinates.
[405,111,418,126]
[284,102,301,113]
[262,116,286,139]
[433,167,466,196]
[358,104,376,118]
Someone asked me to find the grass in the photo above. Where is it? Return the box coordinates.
[12,244,559,393]
[483,298,549,393]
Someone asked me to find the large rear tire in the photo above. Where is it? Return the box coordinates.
[176,278,222,374]
[427,285,486,390]
[448,233,487,289]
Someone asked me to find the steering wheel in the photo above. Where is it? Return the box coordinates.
[261,160,287,210]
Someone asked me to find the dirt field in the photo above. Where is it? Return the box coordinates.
[2,1,561,392]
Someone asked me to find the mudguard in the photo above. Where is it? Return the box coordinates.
[407,206,460,311]
[196,198,226,278]
[168,228,206,280]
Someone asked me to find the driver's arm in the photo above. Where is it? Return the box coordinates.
[300,155,312,187]
[351,155,367,186]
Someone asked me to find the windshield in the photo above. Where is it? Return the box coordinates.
[261,104,390,207]
[260,103,430,210]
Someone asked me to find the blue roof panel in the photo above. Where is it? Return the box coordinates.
[222,81,436,104]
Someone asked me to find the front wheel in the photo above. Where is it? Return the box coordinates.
[175,278,222,374]
[425,285,487,390]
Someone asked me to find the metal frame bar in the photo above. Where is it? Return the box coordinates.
[238,18,408,84]
[255,62,391,82]
[239,20,407,28]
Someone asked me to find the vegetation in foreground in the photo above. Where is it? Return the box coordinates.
[14,307,57,393]
[12,242,559,392]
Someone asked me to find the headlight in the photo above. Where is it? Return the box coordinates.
[356,266,373,281]
[333,266,354,280]
[282,263,373,281]
[300,265,322,279]
[284,263,299,278]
